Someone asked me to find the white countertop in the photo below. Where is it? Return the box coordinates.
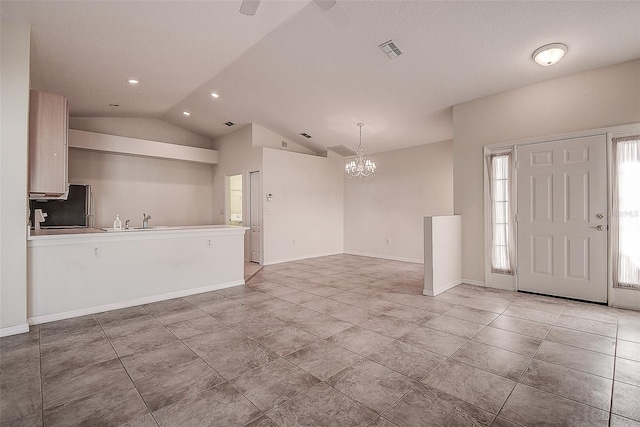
[28,225,248,243]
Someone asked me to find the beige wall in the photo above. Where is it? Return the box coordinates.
[263,148,344,264]
[1,21,30,334]
[453,59,640,283]
[67,116,217,229]
[344,141,454,262]
[70,117,212,149]
[252,123,317,155]
[69,149,215,229]
[212,125,262,260]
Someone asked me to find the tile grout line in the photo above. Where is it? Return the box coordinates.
[484,307,553,427]
[144,296,267,422]
[608,316,620,427]
[38,325,44,426]
[168,291,334,423]
[95,311,161,427]
[506,316,616,421]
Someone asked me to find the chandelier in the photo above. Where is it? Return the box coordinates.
[345,123,376,178]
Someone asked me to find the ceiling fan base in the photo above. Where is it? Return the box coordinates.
[239,0,260,16]
[240,0,336,16]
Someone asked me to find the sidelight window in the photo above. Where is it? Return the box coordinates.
[612,135,640,289]
[486,152,515,274]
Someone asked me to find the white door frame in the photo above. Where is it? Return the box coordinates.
[483,123,640,304]
[249,170,263,265]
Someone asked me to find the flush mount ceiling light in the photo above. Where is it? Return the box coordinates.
[532,43,567,66]
[210,92,219,98]
[126,79,139,84]
[345,123,376,178]
[182,111,191,116]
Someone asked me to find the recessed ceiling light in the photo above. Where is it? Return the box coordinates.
[126,79,139,84]
[210,92,219,98]
[182,111,191,116]
[532,43,567,66]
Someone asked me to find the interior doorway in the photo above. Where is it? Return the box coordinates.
[516,135,608,302]
[249,171,262,264]
[226,174,243,226]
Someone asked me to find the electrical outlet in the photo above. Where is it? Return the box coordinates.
[206,239,212,248]
[385,238,390,245]
[91,246,100,258]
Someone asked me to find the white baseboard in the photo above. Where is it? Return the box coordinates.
[28,279,245,326]
[492,284,517,292]
[462,278,486,287]
[344,251,424,264]
[424,279,463,296]
[611,287,640,311]
[263,251,343,266]
[0,323,30,337]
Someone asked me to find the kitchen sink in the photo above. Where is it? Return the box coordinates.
[100,226,179,232]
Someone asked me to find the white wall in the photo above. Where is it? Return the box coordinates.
[69,149,215,229]
[453,59,640,284]
[424,215,462,296]
[252,123,317,155]
[70,117,212,149]
[344,141,454,263]
[262,148,344,264]
[212,125,262,260]
[28,228,245,324]
[0,21,30,335]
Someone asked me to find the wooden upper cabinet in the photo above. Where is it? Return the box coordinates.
[29,90,69,198]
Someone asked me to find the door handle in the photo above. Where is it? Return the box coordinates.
[589,225,604,231]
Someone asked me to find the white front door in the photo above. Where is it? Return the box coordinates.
[250,171,262,264]
[517,135,607,302]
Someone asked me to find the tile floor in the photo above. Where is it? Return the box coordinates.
[1,254,640,426]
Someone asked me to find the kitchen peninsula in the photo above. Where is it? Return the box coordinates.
[28,225,248,324]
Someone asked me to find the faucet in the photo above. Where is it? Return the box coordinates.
[142,213,151,229]
[125,219,130,229]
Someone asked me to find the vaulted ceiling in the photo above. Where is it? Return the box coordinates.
[2,1,639,154]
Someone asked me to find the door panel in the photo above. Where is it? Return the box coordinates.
[517,135,607,302]
[531,174,553,221]
[250,171,262,264]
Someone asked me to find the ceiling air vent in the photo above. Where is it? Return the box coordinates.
[379,40,402,59]
[224,121,235,127]
[300,132,312,139]
[327,145,357,157]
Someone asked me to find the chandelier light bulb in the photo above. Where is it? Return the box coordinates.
[345,123,376,178]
